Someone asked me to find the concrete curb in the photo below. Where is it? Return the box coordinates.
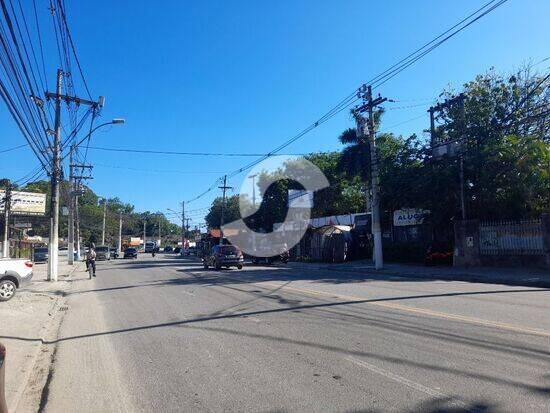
[8,261,83,413]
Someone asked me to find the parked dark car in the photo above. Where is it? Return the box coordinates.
[203,245,244,270]
[164,246,173,253]
[124,247,138,259]
[110,248,119,259]
[96,246,111,261]
[174,247,182,254]
[33,247,49,263]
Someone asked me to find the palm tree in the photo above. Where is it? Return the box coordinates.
[336,109,384,180]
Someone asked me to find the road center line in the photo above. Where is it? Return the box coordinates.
[257,282,550,337]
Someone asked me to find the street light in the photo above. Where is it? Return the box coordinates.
[70,118,126,151]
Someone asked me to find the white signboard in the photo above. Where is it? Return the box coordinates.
[0,190,47,215]
[393,209,430,226]
[288,190,313,208]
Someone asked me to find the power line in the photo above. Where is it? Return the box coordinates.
[93,163,225,175]
[87,146,305,157]
[183,0,510,204]
[0,142,26,153]
[370,0,509,89]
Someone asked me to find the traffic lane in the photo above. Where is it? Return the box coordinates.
[223,263,550,333]
[87,259,548,412]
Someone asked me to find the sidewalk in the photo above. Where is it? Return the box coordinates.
[0,260,84,412]
[287,260,550,288]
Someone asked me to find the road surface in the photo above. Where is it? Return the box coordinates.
[41,254,550,412]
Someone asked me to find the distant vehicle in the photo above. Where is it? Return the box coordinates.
[33,247,49,263]
[124,247,138,259]
[174,247,182,254]
[0,258,33,301]
[164,246,173,253]
[203,245,244,270]
[144,241,157,253]
[96,246,111,261]
[110,247,119,259]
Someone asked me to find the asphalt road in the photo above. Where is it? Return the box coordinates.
[41,254,550,413]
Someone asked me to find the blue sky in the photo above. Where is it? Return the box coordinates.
[1,0,548,226]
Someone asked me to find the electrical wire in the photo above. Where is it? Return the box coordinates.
[183,0,510,204]
[87,146,305,157]
[0,142,26,153]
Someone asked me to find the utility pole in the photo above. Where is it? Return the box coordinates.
[45,69,103,280]
[68,147,74,265]
[118,212,122,255]
[429,93,467,220]
[47,69,63,281]
[2,182,11,258]
[249,174,257,207]
[185,218,190,237]
[158,215,161,248]
[70,162,92,263]
[75,189,81,261]
[101,198,107,245]
[143,220,146,249]
[355,85,386,270]
[218,175,232,245]
[181,201,189,251]
[249,173,258,253]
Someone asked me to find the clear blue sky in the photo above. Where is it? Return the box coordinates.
[1,0,548,226]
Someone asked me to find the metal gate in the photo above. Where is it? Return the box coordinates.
[479,219,544,255]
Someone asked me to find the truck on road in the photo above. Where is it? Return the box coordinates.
[0,258,33,301]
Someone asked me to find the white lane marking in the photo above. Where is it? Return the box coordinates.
[345,356,472,410]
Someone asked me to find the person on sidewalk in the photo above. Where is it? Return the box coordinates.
[86,243,97,277]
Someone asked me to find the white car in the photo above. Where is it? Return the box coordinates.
[0,258,34,301]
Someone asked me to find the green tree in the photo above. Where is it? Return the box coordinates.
[205,195,242,229]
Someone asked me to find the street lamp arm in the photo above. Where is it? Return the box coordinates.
[73,121,118,149]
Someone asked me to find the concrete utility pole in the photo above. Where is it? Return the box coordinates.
[143,220,146,249]
[248,174,258,253]
[355,85,386,270]
[69,159,92,264]
[249,174,257,207]
[218,175,232,245]
[75,190,81,261]
[45,69,104,279]
[2,182,11,258]
[101,198,107,245]
[181,201,189,246]
[428,93,467,220]
[185,218,190,237]
[47,69,63,281]
[158,215,161,248]
[118,212,122,254]
[68,147,74,265]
